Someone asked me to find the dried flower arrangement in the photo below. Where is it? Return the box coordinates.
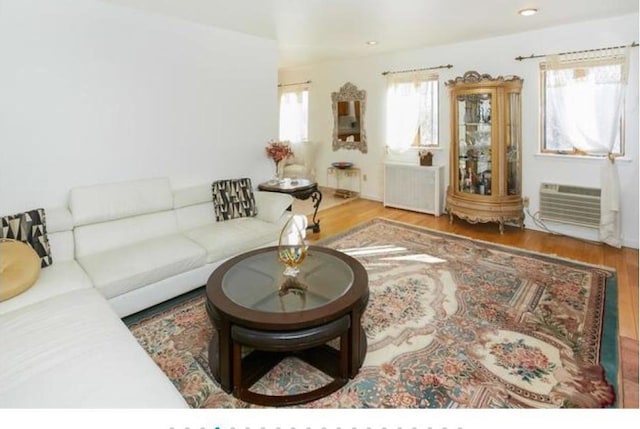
[265,140,293,177]
[265,140,293,163]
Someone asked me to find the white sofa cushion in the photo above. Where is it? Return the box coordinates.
[0,289,187,408]
[45,207,74,234]
[109,263,216,318]
[0,259,92,315]
[69,177,173,226]
[47,230,75,261]
[172,184,211,209]
[77,234,206,299]
[74,210,179,258]
[173,184,218,231]
[175,203,217,232]
[183,217,282,263]
[254,191,294,224]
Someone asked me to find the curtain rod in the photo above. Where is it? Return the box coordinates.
[515,41,638,61]
[277,80,311,87]
[381,64,453,76]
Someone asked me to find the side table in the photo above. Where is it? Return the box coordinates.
[326,167,361,198]
[257,179,322,233]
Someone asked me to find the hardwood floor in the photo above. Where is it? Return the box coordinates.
[305,198,639,408]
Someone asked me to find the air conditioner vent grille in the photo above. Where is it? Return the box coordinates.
[556,185,601,197]
[539,183,601,229]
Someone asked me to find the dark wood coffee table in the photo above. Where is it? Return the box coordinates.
[258,179,322,232]
[205,246,369,406]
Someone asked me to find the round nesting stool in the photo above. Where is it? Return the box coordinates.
[0,239,41,302]
[229,315,351,406]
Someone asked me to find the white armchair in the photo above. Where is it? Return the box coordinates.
[280,141,316,181]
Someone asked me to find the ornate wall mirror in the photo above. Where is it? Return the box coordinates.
[332,82,367,153]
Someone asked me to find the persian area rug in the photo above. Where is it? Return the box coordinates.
[125,218,618,408]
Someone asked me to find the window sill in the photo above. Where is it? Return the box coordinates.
[534,153,632,163]
[411,146,443,152]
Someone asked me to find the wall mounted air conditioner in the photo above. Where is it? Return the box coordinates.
[539,183,601,229]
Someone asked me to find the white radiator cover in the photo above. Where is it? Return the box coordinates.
[384,163,445,215]
[539,183,601,228]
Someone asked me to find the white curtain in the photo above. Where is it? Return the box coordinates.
[385,73,437,153]
[544,48,629,247]
[279,85,309,143]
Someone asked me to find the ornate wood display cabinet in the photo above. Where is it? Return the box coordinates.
[445,71,524,233]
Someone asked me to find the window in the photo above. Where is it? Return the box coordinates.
[386,73,439,152]
[541,55,627,157]
[278,85,309,143]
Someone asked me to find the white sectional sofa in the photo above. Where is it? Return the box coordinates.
[0,177,293,408]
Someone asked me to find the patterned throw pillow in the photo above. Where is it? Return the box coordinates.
[211,178,258,222]
[1,208,52,267]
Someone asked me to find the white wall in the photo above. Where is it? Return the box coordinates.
[280,14,639,248]
[0,0,278,214]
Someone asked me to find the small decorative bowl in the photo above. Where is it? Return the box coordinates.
[331,162,354,169]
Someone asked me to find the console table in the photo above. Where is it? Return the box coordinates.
[326,166,361,198]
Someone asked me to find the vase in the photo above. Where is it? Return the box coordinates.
[274,160,282,180]
[277,215,308,277]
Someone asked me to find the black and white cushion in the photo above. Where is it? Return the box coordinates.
[211,178,258,222]
[1,208,52,267]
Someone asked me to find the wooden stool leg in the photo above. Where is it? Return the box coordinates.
[232,342,243,398]
[339,332,349,380]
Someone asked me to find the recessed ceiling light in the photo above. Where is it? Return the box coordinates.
[518,8,538,16]
[366,40,379,46]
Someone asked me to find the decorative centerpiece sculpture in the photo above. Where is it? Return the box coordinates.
[277,215,309,305]
[277,215,308,278]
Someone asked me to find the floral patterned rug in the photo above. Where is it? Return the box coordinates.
[125,218,618,408]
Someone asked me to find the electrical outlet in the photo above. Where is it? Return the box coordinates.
[363,174,367,181]
[523,196,530,208]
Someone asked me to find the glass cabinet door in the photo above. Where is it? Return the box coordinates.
[506,92,521,196]
[456,92,492,196]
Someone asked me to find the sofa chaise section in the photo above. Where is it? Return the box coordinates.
[0,288,187,408]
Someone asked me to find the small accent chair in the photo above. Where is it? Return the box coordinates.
[280,141,316,181]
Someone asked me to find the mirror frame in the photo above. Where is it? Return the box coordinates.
[332,82,367,153]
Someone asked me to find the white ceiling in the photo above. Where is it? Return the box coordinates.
[105,0,638,69]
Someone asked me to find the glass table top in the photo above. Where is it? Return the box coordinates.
[222,249,354,313]
[259,178,316,192]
